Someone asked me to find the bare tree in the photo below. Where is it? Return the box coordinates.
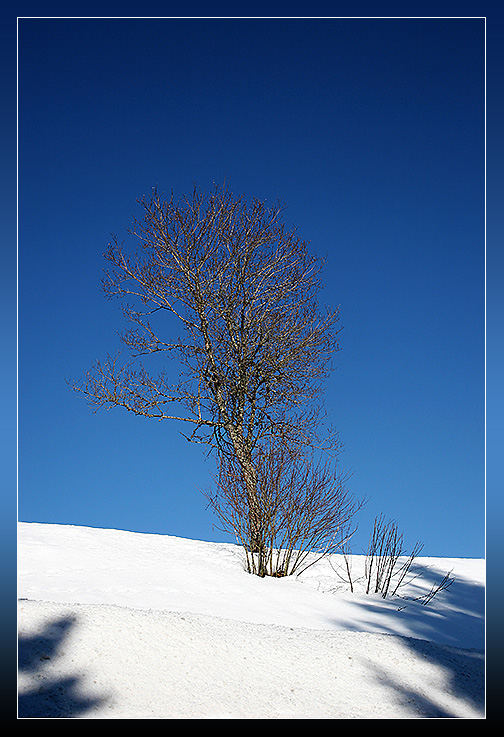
[206,441,361,577]
[71,184,341,554]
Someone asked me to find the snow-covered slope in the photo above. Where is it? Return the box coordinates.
[18,522,485,719]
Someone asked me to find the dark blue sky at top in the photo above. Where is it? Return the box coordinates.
[18,17,485,556]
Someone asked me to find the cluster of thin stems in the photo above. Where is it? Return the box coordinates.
[362,514,423,598]
[206,443,362,578]
[331,516,455,606]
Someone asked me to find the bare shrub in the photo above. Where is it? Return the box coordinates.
[206,442,363,578]
[404,569,455,606]
[354,513,456,605]
[364,514,424,598]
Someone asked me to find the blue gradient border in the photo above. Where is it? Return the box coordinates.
[6,4,503,720]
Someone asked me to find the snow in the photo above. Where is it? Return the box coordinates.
[18,522,485,718]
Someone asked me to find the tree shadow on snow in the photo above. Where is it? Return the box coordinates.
[328,563,485,718]
[18,610,106,718]
[363,637,484,718]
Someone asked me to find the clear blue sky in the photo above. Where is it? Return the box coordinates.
[18,16,485,557]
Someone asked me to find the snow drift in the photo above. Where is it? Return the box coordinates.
[18,522,485,718]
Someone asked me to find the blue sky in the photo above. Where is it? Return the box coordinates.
[17,16,485,557]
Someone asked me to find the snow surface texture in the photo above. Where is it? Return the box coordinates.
[18,522,485,719]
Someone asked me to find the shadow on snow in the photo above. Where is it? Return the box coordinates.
[18,610,107,718]
[327,562,484,718]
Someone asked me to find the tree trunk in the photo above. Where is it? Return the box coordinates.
[227,429,266,574]
[243,466,264,552]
